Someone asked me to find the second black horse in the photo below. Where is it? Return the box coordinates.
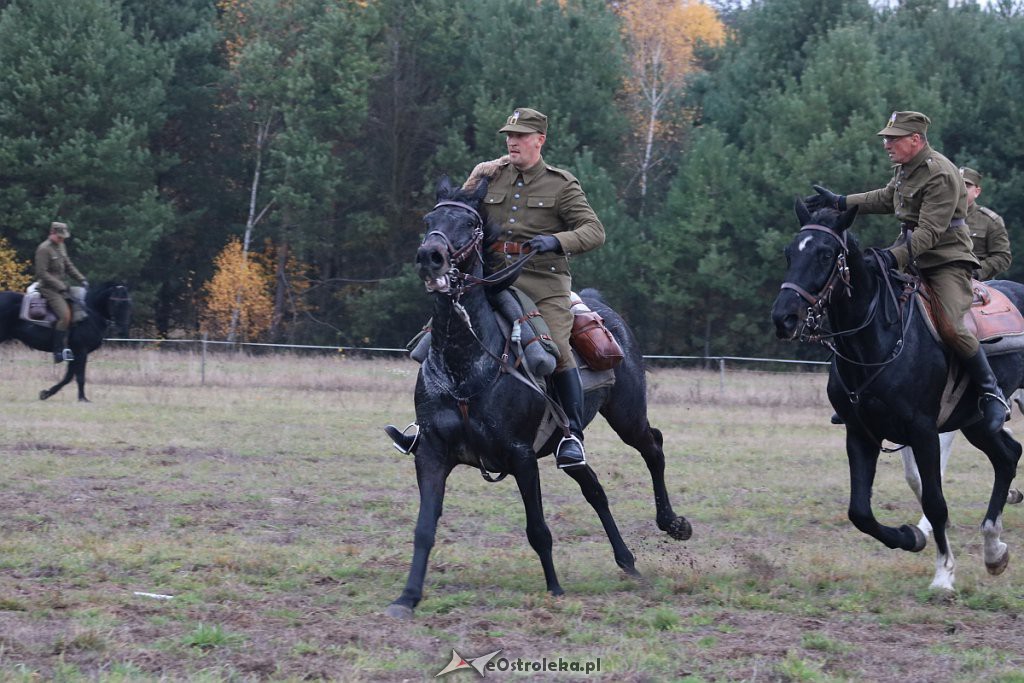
[386,177,691,619]
[0,282,132,401]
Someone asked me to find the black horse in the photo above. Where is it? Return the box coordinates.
[0,282,132,401]
[771,201,1022,590]
[386,177,691,619]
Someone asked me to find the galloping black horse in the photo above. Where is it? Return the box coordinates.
[771,201,1022,590]
[386,177,691,619]
[0,282,132,401]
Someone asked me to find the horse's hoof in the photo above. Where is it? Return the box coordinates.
[38,390,50,401]
[903,524,927,552]
[623,565,642,578]
[549,586,565,597]
[667,516,692,541]
[78,397,91,403]
[384,603,414,620]
[986,548,1010,576]
[1007,489,1024,505]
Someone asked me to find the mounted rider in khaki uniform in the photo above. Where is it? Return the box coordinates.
[34,221,88,363]
[385,108,606,469]
[808,111,1010,434]
[959,166,1011,281]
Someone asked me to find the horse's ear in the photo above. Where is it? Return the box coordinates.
[835,205,859,234]
[436,175,456,201]
[469,177,489,205]
[794,196,812,226]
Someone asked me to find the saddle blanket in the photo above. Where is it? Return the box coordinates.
[19,283,88,328]
[532,358,616,453]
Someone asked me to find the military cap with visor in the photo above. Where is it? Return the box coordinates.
[877,110,930,137]
[960,167,982,187]
[498,107,548,135]
[50,221,70,237]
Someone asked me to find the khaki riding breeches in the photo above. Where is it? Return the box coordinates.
[923,262,978,358]
[533,291,575,371]
[40,288,71,331]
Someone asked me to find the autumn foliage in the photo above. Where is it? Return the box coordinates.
[618,0,726,199]
[0,237,31,291]
[200,237,274,341]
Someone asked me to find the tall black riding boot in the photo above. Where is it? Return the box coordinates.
[384,423,419,454]
[963,349,1010,433]
[552,368,587,468]
[51,329,71,364]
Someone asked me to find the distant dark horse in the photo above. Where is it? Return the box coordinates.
[771,201,1022,590]
[386,177,691,619]
[0,282,132,401]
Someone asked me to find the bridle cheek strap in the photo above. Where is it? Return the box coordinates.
[779,223,852,311]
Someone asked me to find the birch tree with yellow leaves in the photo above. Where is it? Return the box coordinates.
[0,237,31,291]
[619,0,725,211]
[200,238,274,342]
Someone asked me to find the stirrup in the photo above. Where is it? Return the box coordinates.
[555,434,586,469]
[385,423,419,454]
[61,349,75,362]
[980,392,1011,419]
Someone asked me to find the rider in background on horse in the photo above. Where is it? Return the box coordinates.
[959,166,1011,281]
[807,110,1010,434]
[34,221,88,363]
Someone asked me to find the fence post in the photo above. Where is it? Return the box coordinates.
[201,333,207,386]
[719,358,725,392]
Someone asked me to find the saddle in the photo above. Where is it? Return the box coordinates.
[914,279,1024,429]
[19,283,88,328]
[918,279,1024,352]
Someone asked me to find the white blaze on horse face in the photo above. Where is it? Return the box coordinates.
[798,235,814,252]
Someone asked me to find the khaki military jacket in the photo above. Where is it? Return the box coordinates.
[966,203,1011,280]
[482,155,605,299]
[846,144,978,272]
[35,239,85,293]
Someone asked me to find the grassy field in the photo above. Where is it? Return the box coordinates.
[1,346,1023,682]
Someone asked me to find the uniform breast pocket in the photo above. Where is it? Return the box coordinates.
[897,182,922,206]
[484,191,506,205]
[527,196,558,229]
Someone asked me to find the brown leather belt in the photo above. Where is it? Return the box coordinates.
[490,241,532,255]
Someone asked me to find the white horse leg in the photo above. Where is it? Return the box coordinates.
[982,515,1010,575]
[930,543,956,591]
[904,432,956,538]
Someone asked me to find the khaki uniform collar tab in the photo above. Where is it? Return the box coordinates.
[519,156,546,184]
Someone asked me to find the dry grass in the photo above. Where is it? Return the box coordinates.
[1,345,1023,682]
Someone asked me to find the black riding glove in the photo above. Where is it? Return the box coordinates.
[803,184,847,211]
[526,235,561,254]
[879,249,898,271]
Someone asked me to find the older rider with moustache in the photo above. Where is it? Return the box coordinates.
[808,111,1009,434]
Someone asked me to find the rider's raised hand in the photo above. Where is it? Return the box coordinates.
[804,184,847,211]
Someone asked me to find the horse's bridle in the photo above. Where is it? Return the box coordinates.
[421,200,485,297]
[779,223,852,341]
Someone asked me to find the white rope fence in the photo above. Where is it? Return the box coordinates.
[101,337,829,388]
